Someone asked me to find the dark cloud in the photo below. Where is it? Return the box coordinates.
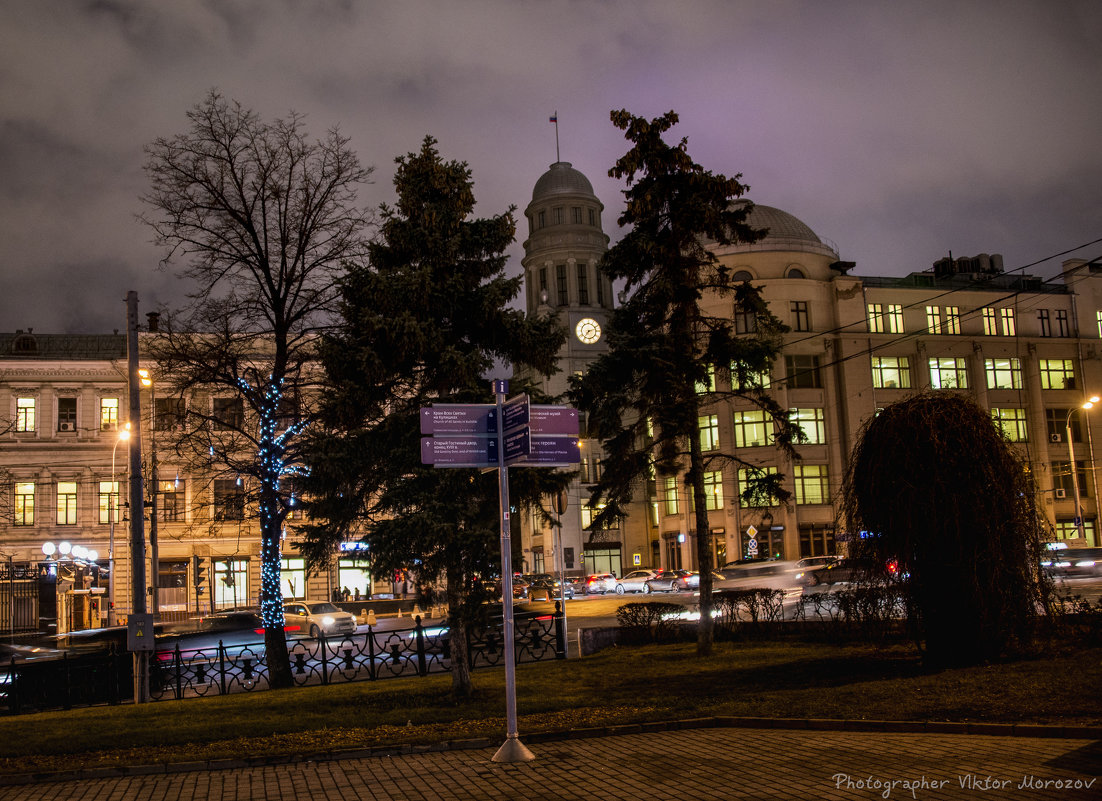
[1,0,1100,332]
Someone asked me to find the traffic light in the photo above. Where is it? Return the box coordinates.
[193,555,206,595]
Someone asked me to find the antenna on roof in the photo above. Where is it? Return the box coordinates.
[550,111,560,162]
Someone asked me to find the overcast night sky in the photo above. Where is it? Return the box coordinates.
[2,1,1100,334]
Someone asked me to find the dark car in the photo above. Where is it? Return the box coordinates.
[526,574,575,600]
[804,558,898,587]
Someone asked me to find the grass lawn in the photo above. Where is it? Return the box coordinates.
[1,639,1099,776]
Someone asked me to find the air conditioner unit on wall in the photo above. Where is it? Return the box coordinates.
[1055,488,1067,499]
[58,422,74,432]
[1051,433,1063,443]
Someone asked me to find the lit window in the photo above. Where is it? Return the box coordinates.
[663,476,679,516]
[1000,308,1016,336]
[14,482,34,526]
[1096,310,1102,339]
[794,464,830,505]
[158,480,182,522]
[866,303,884,333]
[581,501,610,530]
[99,481,121,524]
[280,557,307,600]
[732,360,771,390]
[698,414,720,451]
[56,481,77,525]
[991,408,1028,442]
[212,559,249,610]
[737,467,778,508]
[790,408,826,445]
[929,357,968,389]
[984,358,1022,389]
[944,306,961,334]
[732,410,770,447]
[702,470,723,510]
[886,305,904,334]
[100,397,119,430]
[16,397,35,432]
[696,364,716,394]
[982,308,998,336]
[871,356,911,389]
[1039,359,1076,390]
[925,306,942,334]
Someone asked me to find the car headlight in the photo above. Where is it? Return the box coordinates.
[322,616,335,626]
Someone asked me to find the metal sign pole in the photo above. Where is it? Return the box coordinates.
[491,380,535,763]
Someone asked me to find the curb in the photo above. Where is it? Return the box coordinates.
[2,716,1100,787]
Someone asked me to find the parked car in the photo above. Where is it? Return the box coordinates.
[642,569,693,593]
[583,573,617,594]
[615,569,661,594]
[525,574,575,600]
[283,601,357,638]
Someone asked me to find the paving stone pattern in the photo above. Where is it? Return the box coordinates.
[2,726,1099,801]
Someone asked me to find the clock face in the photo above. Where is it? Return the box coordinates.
[575,317,602,344]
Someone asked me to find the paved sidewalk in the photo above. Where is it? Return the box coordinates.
[2,723,1099,801]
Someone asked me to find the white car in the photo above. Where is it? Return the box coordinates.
[283,601,357,638]
[615,569,661,594]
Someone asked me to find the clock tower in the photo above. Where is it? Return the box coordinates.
[521,161,631,581]
[521,161,612,399]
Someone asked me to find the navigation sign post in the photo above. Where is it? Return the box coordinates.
[419,384,582,764]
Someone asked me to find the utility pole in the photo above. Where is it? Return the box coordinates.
[126,291,150,702]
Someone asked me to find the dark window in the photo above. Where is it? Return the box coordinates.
[553,207,564,224]
[157,480,182,522]
[1052,460,1090,498]
[798,524,836,558]
[556,264,568,306]
[572,206,582,224]
[734,303,757,334]
[1056,309,1070,337]
[57,397,77,430]
[577,264,589,305]
[213,398,243,431]
[275,396,300,429]
[1038,309,1051,337]
[785,354,822,389]
[213,479,245,520]
[1047,408,1084,442]
[537,210,545,229]
[596,271,605,307]
[155,397,185,430]
[791,301,810,332]
[588,208,596,226]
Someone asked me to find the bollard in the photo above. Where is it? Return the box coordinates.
[367,609,377,626]
[412,603,422,617]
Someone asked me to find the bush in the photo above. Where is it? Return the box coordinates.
[616,601,686,644]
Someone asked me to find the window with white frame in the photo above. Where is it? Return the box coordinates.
[991,408,1028,442]
[100,397,119,430]
[790,408,826,445]
[1039,359,1076,390]
[698,414,720,451]
[870,356,911,389]
[1000,308,1016,336]
[280,557,307,600]
[663,476,679,515]
[929,357,968,389]
[56,481,77,525]
[15,397,35,432]
[14,482,34,526]
[982,308,998,336]
[737,467,779,508]
[213,558,249,609]
[702,470,723,510]
[732,409,770,447]
[794,465,830,505]
[984,358,1023,389]
[98,481,121,524]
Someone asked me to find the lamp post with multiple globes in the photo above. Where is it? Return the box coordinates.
[1065,395,1100,542]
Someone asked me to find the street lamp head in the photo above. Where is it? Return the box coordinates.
[139,368,152,388]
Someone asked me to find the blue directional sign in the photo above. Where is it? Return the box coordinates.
[502,393,530,432]
[503,428,531,462]
[509,435,581,466]
[419,404,496,435]
[529,406,579,436]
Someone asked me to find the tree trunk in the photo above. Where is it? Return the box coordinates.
[260,488,293,689]
[445,562,472,697]
[687,422,714,656]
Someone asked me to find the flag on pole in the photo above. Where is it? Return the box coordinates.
[549,114,557,123]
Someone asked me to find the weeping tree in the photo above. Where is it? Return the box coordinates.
[841,392,1051,666]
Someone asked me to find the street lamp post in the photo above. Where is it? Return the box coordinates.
[108,425,130,626]
[1065,395,1100,542]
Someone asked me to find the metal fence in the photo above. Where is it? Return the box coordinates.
[0,562,39,635]
[2,611,567,714]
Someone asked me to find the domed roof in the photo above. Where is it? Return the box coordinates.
[531,162,595,202]
[745,204,822,245]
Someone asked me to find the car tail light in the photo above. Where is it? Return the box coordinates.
[253,628,266,635]
[284,625,300,632]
